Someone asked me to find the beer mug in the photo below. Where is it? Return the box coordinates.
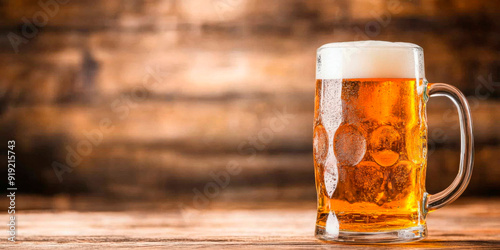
[313,41,473,243]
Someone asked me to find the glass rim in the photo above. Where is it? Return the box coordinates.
[318,41,423,51]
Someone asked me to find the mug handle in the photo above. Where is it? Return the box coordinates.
[426,83,474,211]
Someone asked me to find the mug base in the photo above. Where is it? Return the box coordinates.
[315,224,427,244]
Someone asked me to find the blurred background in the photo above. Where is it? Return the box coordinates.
[0,0,498,210]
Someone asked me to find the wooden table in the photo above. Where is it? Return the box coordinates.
[5,198,500,249]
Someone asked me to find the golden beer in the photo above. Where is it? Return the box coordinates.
[313,78,427,233]
[314,41,473,243]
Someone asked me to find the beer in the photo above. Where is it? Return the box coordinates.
[313,78,427,232]
[313,41,474,243]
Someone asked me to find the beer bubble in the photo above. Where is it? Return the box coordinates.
[334,124,366,166]
[370,125,401,166]
[374,190,388,206]
[313,124,328,165]
[387,161,414,200]
[353,161,385,203]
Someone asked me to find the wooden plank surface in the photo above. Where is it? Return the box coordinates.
[4,198,500,249]
[0,0,499,201]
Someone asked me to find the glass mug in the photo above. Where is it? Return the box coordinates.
[313,41,473,243]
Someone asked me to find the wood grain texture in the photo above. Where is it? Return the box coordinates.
[4,198,500,249]
[0,0,498,198]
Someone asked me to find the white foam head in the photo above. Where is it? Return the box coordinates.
[316,41,424,79]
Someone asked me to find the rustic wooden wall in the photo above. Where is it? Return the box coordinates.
[0,0,498,203]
